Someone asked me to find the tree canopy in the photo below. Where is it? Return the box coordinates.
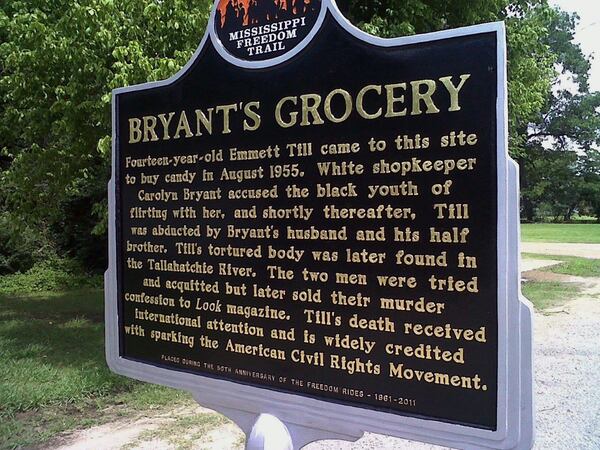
[0,0,211,270]
[0,0,598,274]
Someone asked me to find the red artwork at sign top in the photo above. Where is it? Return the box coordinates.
[216,0,316,28]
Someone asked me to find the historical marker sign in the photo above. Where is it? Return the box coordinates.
[106,1,534,448]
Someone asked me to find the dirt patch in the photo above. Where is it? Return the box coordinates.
[522,269,577,282]
[195,423,245,450]
[47,404,245,450]
[49,405,193,450]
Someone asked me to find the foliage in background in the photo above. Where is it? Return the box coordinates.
[0,0,599,282]
[0,212,47,274]
[514,8,600,221]
[0,0,212,275]
[0,257,101,294]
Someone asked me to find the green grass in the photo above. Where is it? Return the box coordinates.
[0,289,192,450]
[522,253,600,277]
[0,258,102,295]
[522,281,582,311]
[521,223,600,243]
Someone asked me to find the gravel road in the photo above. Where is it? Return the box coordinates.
[521,243,600,259]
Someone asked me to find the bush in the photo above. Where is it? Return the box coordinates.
[0,212,50,275]
[0,257,102,294]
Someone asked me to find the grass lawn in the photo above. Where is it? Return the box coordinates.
[522,281,582,311]
[0,289,192,450]
[522,253,600,277]
[521,223,600,243]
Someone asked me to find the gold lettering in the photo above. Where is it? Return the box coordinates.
[157,112,175,140]
[300,93,324,126]
[410,79,440,115]
[324,88,352,123]
[173,111,193,139]
[128,118,142,144]
[216,103,238,134]
[195,108,214,136]
[275,96,298,128]
[439,74,471,112]
[142,115,159,142]
[357,84,382,119]
[243,101,261,131]
[385,83,407,117]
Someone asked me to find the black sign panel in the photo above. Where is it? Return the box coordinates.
[115,13,498,430]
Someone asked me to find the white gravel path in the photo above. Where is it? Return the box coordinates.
[521,243,600,259]
[532,285,600,450]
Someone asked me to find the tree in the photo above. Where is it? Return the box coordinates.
[339,0,509,37]
[515,8,600,221]
[0,0,212,269]
[578,149,600,220]
[520,89,600,221]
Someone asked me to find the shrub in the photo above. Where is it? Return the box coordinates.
[0,257,102,294]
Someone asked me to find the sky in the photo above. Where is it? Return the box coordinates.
[551,0,600,92]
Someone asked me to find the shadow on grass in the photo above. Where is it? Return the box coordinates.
[0,289,135,413]
[0,289,105,323]
[0,289,193,450]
